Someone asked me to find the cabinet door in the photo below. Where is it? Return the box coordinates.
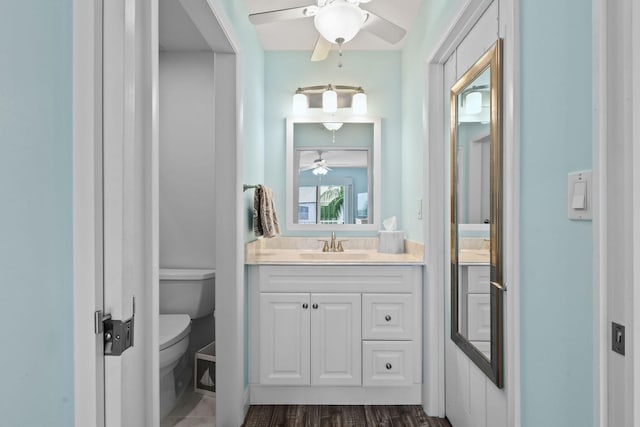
[259,293,310,385]
[467,293,490,341]
[311,293,362,386]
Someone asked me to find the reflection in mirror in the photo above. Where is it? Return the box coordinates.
[451,39,503,388]
[286,116,381,231]
[296,149,369,225]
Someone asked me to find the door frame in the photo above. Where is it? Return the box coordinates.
[594,1,640,425]
[423,0,519,423]
[73,0,247,425]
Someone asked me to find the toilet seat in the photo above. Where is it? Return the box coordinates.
[159,314,191,351]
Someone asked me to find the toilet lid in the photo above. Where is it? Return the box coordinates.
[159,314,191,351]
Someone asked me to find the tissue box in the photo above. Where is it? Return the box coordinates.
[378,231,404,254]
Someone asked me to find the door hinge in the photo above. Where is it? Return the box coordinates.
[94,297,135,356]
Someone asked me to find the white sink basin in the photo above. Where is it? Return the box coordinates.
[298,251,371,261]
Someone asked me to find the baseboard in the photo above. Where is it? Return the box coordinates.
[249,384,421,405]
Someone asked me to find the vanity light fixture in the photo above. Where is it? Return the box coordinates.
[292,84,367,115]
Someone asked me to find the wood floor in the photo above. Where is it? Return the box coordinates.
[242,405,452,427]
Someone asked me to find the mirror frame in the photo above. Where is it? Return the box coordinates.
[286,115,381,231]
[450,39,503,388]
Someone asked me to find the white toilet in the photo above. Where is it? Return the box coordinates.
[159,268,215,419]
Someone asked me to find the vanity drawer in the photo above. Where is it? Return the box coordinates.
[362,341,413,386]
[466,265,490,293]
[362,294,413,340]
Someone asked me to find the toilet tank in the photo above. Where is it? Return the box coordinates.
[159,268,215,319]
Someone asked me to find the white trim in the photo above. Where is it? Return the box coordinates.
[73,0,104,425]
[499,0,520,425]
[593,1,607,425]
[249,385,422,404]
[424,0,519,423]
[632,1,640,425]
[204,1,246,425]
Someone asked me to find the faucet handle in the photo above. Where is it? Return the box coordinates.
[337,240,348,252]
[317,240,330,252]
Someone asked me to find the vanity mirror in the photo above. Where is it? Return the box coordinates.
[450,39,503,387]
[286,116,381,231]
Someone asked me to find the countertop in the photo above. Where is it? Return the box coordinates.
[245,237,424,265]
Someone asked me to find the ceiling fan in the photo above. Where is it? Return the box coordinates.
[248,0,407,62]
[300,151,333,175]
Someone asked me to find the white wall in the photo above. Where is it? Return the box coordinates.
[159,51,216,268]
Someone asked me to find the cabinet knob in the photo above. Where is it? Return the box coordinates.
[302,303,308,309]
[385,314,391,322]
[386,363,392,370]
[312,303,319,309]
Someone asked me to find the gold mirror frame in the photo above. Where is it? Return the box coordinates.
[450,39,503,388]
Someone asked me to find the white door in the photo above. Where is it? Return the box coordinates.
[259,293,311,385]
[443,2,508,427]
[102,0,159,425]
[311,293,362,386]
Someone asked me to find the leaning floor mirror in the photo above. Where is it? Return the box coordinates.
[450,39,503,387]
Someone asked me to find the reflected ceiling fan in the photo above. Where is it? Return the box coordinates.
[301,151,333,175]
[249,0,407,63]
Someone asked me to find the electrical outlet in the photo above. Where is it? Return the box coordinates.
[612,322,625,355]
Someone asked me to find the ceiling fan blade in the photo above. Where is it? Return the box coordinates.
[249,6,312,25]
[361,11,407,44]
[311,35,332,62]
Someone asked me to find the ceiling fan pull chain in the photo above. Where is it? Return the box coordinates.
[337,38,344,68]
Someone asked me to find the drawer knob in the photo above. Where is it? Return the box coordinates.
[385,314,392,322]
[386,363,392,370]
[312,303,319,309]
[302,303,308,309]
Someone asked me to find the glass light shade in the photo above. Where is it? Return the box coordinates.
[352,92,367,115]
[292,93,308,114]
[322,89,338,113]
[323,122,343,131]
[465,91,482,115]
[312,166,329,176]
[314,1,365,44]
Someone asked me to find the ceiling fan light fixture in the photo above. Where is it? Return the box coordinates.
[352,91,367,115]
[312,166,329,176]
[314,1,366,44]
[322,86,338,113]
[292,92,308,114]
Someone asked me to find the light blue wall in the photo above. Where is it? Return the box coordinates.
[217,0,266,243]
[520,1,593,426]
[401,0,467,241]
[264,51,402,237]
[0,2,74,426]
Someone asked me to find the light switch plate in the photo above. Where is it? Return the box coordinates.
[568,170,592,220]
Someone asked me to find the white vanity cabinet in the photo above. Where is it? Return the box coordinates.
[259,292,361,386]
[459,264,491,356]
[249,264,423,404]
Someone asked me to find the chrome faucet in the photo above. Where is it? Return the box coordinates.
[329,232,337,251]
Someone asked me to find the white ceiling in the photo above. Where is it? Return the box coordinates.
[244,0,424,51]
